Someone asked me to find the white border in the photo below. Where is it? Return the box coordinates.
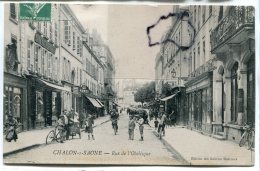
[0,1,259,171]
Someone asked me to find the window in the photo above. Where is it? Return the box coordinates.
[218,6,224,22]
[197,43,200,56]
[37,22,41,32]
[4,86,22,124]
[43,51,47,76]
[194,8,196,26]
[202,6,206,23]
[50,22,53,41]
[10,3,16,20]
[193,49,196,71]
[54,23,58,45]
[64,21,71,45]
[27,40,31,70]
[203,41,205,63]
[63,58,66,80]
[47,53,51,77]
[34,45,39,73]
[73,32,76,50]
[68,61,71,81]
[198,6,201,29]
[209,6,212,16]
[43,22,47,36]
[77,36,80,54]
[231,62,238,123]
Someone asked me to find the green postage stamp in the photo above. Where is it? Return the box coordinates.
[19,3,51,21]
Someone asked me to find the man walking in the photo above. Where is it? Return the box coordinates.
[158,112,167,136]
[85,114,95,140]
[128,115,136,140]
[137,116,144,141]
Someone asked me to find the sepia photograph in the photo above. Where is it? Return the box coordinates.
[2,2,255,166]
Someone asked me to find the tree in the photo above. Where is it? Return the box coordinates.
[134,82,155,106]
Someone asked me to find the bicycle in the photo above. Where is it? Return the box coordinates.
[46,125,63,144]
[239,124,255,150]
[112,120,118,135]
[157,124,165,140]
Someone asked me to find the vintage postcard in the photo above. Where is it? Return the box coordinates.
[2,2,256,166]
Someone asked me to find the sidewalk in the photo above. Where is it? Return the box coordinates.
[156,127,255,166]
[3,115,110,157]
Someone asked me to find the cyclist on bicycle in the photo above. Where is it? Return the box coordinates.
[110,109,119,133]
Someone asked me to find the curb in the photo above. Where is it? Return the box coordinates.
[4,118,111,157]
[3,144,43,158]
[152,131,190,165]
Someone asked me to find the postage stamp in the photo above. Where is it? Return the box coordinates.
[2,2,256,166]
[19,3,51,21]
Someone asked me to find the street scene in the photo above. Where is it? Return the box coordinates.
[3,3,255,166]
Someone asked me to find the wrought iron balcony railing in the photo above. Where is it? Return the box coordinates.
[210,6,254,52]
[188,58,216,78]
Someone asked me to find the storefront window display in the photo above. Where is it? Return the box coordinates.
[36,91,44,126]
[4,85,22,124]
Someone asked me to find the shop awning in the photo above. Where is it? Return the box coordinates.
[87,96,102,108]
[160,91,180,101]
[113,102,120,107]
[96,99,104,107]
[39,79,71,92]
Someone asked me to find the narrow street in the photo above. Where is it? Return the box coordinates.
[4,112,184,165]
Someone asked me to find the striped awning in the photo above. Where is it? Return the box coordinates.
[86,96,102,108]
[160,91,180,101]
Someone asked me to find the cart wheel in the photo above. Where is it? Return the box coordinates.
[46,130,55,144]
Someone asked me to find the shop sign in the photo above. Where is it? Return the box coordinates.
[35,32,56,54]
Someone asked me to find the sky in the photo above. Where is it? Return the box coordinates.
[70,4,173,80]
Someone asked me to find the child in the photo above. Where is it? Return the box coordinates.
[57,114,66,143]
[128,116,136,140]
[154,118,159,130]
[85,114,95,140]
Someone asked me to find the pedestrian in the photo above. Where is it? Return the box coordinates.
[4,114,19,142]
[57,114,66,143]
[85,114,95,140]
[62,109,69,140]
[137,116,144,141]
[128,115,136,140]
[154,118,159,130]
[158,112,167,136]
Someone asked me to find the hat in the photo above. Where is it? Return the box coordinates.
[8,114,12,117]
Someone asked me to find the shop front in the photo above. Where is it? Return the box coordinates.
[27,77,64,129]
[4,73,28,131]
[186,72,213,134]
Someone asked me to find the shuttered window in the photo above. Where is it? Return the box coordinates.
[73,32,76,50]
[77,36,80,54]
[10,3,16,19]
[64,21,71,45]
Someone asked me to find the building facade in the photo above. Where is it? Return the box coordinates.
[4,3,115,131]
[155,5,255,143]
[210,6,255,142]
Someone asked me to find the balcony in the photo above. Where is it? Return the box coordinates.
[189,58,216,78]
[210,6,254,53]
